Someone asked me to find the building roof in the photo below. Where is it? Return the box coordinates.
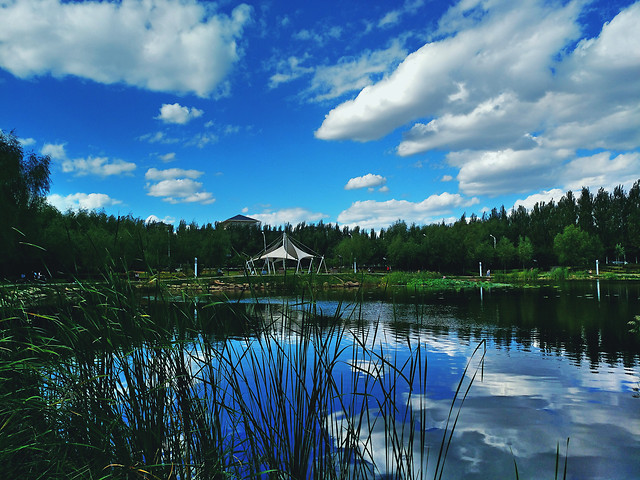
[220,214,260,228]
[226,214,259,223]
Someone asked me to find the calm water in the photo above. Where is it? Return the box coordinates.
[234,281,640,479]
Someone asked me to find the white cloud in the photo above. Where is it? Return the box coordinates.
[146,178,215,205]
[41,141,136,177]
[450,147,566,196]
[145,214,176,224]
[48,192,122,211]
[292,25,341,46]
[397,92,539,156]
[156,103,204,125]
[378,0,424,29]
[185,132,219,148]
[558,151,640,194]
[314,0,640,200]
[337,192,479,230]
[19,137,36,147]
[269,41,407,102]
[0,0,252,97]
[268,55,314,89]
[41,142,67,159]
[62,156,136,177]
[345,173,387,191]
[145,167,203,181]
[139,131,181,145]
[159,152,176,163]
[306,40,407,101]
[316,0,582,142]
[250,207,328,226]
[513,189,565,211]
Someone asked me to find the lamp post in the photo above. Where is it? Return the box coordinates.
[489,234,496,249]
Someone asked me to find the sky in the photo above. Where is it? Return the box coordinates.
[1,0,639,230]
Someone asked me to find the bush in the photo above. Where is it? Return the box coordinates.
[549,266,569,280]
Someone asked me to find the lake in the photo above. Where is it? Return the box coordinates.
[225,280,640,479]
[10,279,638,479]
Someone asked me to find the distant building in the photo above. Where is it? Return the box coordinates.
[220,214,260,229]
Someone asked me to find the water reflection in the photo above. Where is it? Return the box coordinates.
[221,282,640,479]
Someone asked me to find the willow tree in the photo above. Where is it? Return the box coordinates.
[0,130,51,277]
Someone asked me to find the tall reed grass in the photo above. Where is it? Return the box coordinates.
[1,273,489,479]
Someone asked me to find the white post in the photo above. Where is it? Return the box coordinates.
[354,258,357,274]
[195,257,198,278]
[596,259,599,276]
[479,261,483,277]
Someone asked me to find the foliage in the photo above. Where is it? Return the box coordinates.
[0,135,639,280]
[549,267,569,281]
[553,225,602,267]
[0,130,51,276]
[493,268,540,283]
[1,277,488,479]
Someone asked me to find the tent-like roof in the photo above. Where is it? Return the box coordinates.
[259,233,314,261]
[247,233,326,274]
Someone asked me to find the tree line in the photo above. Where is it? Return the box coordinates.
[2,130,639,279]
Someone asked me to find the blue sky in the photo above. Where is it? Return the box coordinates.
[1,0,639,230]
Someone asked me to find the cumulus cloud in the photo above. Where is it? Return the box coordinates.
[146,179,214,204]
[559,152,640,193]
[345,173,387,191]
[156,103,204,125]
[41,142,67,160]
[41,140,136,176]
[145,167,203,181]
[450,148,566,196]
[250,207,329,226]
[19,137,36,147]
[315,0,640,200]
[158,152,176,163]
[0,0,252,97]
[337,192,479,230]
[512,189,565,211]
[48,192,122,211]
[316,0,582,142]
[145,167,214,204]
[62,156,136,177]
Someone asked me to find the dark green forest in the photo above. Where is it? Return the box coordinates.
[2,130,639,280]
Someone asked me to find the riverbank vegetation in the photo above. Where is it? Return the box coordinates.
[1,274,493,479]
[2,132,640,282]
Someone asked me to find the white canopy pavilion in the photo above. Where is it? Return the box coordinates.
[246,233,327,274]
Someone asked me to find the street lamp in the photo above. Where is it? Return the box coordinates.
[489,234,496,248]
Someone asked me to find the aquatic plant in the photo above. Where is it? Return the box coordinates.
[0,274,487,479]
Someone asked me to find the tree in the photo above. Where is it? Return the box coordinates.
[496,236,517,271]
[517,236,534,268]
[0,130,51,276]
[553,225,601,267]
